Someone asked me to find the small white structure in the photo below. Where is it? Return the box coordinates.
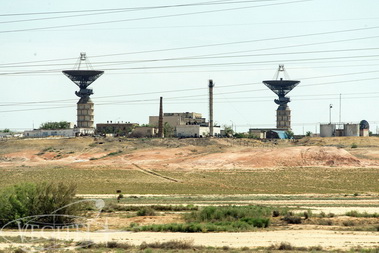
[176,125,220,138]
[320,124,337,137]
[344,124,359,136]
[132,126,158,137]
[320,123,363,137]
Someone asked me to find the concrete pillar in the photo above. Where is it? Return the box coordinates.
[77,97,94,128]
[276,104,291,130]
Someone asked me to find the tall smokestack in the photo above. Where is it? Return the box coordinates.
[158,96,164,138]
[208,80,215,136]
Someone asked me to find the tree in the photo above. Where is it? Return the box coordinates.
[223,125,234,137]
[0,182,81,227]
[163,122,174,137]
[40,121,71,130]
[284,130,294,139]
[1,129,10,133]
[305,131,312,137]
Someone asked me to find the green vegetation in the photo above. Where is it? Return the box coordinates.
[103,204,198,213]
[284,130,295,139]
[39,121,71,130]
[136,207,156,216]
[345,210,379,218]
[223,125,234,136]
[234,132,258,139]
[128,206,285,232]
[0,182,80,227]
[163,122,174,137]
[0,128,10,133]
[184,206,279,223]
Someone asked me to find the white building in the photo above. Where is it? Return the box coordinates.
[176,125,220,138]
[24,128,94,138]
[320,122,367,137]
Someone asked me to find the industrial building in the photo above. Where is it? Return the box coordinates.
[24,128,93,138]
[96,122,138,136]
[149,112,207,128]
[249,128,289,139]
[320,120,370,137]
[149,112,219,137]
[131,126,158,138]
[176,125,220,138]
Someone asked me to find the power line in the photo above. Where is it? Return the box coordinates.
[1,30,379,68]
[0,0,277,17]
[0,0,281,24]
[1,70,378,107]
[3,47,379,69]
[0,76,378,113]
[0,0,310,33]
[2,54,379,76]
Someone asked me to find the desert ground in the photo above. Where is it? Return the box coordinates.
[0,136,378,251]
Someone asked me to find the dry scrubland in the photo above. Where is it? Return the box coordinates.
[0,136,378,194]
[0,136,379,252]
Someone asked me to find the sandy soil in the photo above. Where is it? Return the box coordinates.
[1,230,378,250]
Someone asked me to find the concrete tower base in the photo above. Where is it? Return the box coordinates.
[276,104,291,130]
[77,97,94,128]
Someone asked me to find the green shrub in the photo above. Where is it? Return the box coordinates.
[278,242,294,250]
[106,241,131,249]
[346,211,379,218]
[140,240,194,250]
[282,215,302,224]
[343,220,356,226]
[137,207,156,216]
[317,219,333,226]
[0,182,80,227]
[185,205,280,223]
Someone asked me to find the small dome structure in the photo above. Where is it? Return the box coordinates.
[360,120,369,130]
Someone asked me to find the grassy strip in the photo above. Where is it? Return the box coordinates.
[126,206,291,232]
[345,210,379,218]
[128,220,269,232]
[103,203,198,213]
[184,206,287,223]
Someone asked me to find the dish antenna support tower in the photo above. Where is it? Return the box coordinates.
[62,53,104,129]
[263,65,300,130]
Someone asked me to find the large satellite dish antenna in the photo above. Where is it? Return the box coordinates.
[62,53,104,129]
[262,65,300,130]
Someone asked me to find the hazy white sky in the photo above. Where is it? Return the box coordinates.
[1,0,379,134]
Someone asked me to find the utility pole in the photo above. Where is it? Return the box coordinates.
[339,93,342,124]
[329,104,333,124]
[209,80,215,137]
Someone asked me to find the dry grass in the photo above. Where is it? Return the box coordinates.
[1,166,379,194]
[0,166,378,194]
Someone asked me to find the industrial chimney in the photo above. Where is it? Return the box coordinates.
[158,97,164,138]
[208,80,215,136]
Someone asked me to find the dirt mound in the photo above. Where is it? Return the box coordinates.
[1,137,378,170]
[160,146,362,170]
